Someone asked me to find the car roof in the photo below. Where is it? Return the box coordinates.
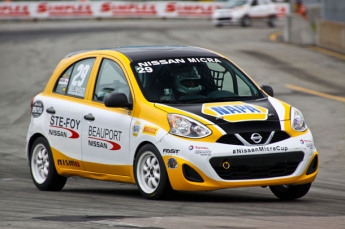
[65,45,220,62]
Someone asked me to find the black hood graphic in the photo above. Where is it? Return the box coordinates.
[156,98,282,134]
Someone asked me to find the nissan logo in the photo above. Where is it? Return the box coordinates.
[251,133,262,143]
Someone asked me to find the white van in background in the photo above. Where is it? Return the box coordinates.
[212,0,277,27]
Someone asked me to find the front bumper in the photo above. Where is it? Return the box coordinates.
[157,132,319,191]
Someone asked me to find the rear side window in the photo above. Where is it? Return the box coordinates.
[54,58,96,98]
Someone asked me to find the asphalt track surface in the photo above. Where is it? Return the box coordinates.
[0,19,344,229]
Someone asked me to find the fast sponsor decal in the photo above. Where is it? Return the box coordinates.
[233,146,289,154]
[142,125,158,136]
[132,121,140,137]
[57,159,80,167]
[202,102,268,122]
[49,116,80,139]
[167,158,178,169]
[100,2,157,16]
[88,126,121,150]
[163,149,180,155]
[36,2,92,16]
[0,4,30,17]
[31,100,44,118]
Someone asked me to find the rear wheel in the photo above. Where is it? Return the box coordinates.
[267,15,276,27]
[30,137,67,191]
[269,183,312,200]
[134,144,173,200]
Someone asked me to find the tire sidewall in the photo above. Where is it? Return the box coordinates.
[134,144,170,199]
[30,137,57,190]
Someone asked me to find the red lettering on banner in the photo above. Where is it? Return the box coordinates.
[37,2,92,16]
[0,5,29,17]
[100,2,156,15]
[165,2,221,16]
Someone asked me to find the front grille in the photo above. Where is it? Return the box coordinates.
[209,152,304,180]
[216,131,291,146]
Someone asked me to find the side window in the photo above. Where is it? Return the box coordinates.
[94,58,131,103]
[54,58,95,98]
[252,0,258,6]
[67,58,95,98]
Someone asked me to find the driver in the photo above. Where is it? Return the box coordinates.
[172,65,202,96]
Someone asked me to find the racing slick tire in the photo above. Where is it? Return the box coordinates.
[29,137,67,191]
[267,15,277,27]
[269,183,312,200]
[134,144,173,200]
[241,15,251,27]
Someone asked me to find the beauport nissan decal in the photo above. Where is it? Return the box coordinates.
[88,126,121,150]
[49,116,80,138]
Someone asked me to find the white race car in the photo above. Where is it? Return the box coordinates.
[212,0,277,27]
[26,45,318,200]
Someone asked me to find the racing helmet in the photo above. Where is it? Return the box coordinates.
[172,65,202,95]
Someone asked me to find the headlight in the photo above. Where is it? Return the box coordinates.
[167,114,212,138]
[291,107,307,132]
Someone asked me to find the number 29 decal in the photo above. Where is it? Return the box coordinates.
[71,64,90,87]
[137,67,153,73]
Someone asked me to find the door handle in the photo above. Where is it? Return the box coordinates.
[84,113,95,121]
[46,107,56,114]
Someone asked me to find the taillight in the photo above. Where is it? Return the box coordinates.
[30,97,35,115]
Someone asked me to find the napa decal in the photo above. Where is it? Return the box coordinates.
[202,102,268,122]
[49,115,80,138]
[88,126,121,150]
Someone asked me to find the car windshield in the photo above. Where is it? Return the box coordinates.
[130,56,263,104]
[222,0,248,9]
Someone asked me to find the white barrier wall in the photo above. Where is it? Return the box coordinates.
[0,1,288,20]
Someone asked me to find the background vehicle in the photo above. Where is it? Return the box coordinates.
[212,0,277,27]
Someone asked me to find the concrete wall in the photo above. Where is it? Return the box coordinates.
[317,20,345,54]
[284,13,316,45]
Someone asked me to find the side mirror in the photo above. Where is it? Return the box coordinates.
[261,85,274,97]
[104,92,132,109]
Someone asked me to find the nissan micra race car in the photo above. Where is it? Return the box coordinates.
[26,45,318,200]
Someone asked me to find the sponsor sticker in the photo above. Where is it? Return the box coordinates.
[31,100,44,118]
[233,146,289,154]
[167,158,178,169]
[49,115,80,139]
[142,125,158,136]
[163,149,180,155]
[88,126,122,150]
[57,159,80,167]
[300,139,314,149]
[202,102,268,122]
[132,121,141,137]
[188,145,212,156]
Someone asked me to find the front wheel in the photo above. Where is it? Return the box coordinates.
[269,183,312,200]
[30,137,67,191]
[241,15,251,27]
[134,144,173,200]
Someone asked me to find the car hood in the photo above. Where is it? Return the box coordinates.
[155,97,290,134]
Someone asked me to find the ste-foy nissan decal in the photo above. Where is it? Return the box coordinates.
[49,116,80,138]
[88,126,121,150]
[202,102,268,122]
